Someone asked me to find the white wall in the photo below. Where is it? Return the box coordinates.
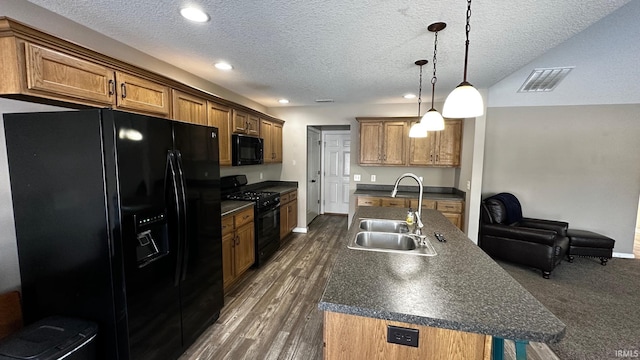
[482,104,640,255]
[0,98,73,293]
[488,0,640,108]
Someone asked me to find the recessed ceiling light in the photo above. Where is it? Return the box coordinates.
[214,62,233,71]
[180,7,210,23]
[404,94,416,99]
[278,99,289,104]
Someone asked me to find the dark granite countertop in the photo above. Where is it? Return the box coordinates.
[318,207,566,343]
[221,200,253,217]
[260,185,297,194]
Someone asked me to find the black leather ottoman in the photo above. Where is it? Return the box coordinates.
[566,229,615,265]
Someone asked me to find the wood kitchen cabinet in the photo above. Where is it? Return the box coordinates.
[232,109,259,136]
[171,89,207,125]
[261,118,284,163]
[280,190,298,241]
[409,198,464,230]
[409,119,462,167]
[357,117,462,167]
[22,42,115,105]
[323,311,491,360]
[6,41,170,116]
[114,71,170,116]
[358,119,407,165]
[222,206,255,291]
[207,101,232,166]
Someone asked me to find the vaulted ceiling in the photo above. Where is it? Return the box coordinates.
[25,0,632,107]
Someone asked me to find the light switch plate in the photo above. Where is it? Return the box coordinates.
[354,174,361,182]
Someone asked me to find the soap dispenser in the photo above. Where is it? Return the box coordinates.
[406,208,414,225]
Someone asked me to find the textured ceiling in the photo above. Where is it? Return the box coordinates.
[25,0,632,108]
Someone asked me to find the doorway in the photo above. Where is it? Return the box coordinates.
[306,127,321,225]
[322,131,350,214]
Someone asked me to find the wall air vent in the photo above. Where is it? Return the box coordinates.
[518,66,574,93]
[315,99,335,103]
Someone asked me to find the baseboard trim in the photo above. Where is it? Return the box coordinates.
[613,252,635,259]
[293,227,308,234]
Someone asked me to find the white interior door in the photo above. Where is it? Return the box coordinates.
[323,131,350,214]
[306,127,321,224]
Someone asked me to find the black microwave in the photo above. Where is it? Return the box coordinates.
[232,134,264,166]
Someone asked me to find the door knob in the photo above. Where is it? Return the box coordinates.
[311,180,316,183]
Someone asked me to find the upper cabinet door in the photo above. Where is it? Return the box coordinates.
[25,43,115,105]
[359,121,383,164]
[208,101,232,166]
[232,109,249,134]
[382,121,407,165]
[408,120,433,166]
[246,114,260,136]
[260,120,273,162]
[272,122,283,163]
[115,71,170,116]
[171,90,207,125]
[435,119,462,166]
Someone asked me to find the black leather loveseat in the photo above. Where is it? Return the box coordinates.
[479,193,570,278]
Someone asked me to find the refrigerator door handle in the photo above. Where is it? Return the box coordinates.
[167,150,183,287]
[175,150,190,282]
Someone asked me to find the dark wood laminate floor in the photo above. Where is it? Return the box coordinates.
[180,214,558,360]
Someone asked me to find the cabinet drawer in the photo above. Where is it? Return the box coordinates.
[437,200,463,213]
[288,191,297,201]
[221,216,234,236]
[357,196,381,207]
[409,199,437,210]
[280,193,290,204]
[380,198,406,208]
[235,207,254,228]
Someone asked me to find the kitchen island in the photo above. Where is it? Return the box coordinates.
[318,207,565,359]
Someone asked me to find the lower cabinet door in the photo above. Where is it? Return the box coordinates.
[222,232,235,289]
[234,223,255,275]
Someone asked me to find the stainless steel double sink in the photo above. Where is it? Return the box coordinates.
[348,219,437,256]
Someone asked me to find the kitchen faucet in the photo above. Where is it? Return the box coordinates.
[391,173,424,235]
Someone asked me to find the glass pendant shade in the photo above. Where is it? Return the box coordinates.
[409,122,428,138]
[442,82,484,118]
[420,108,445,131]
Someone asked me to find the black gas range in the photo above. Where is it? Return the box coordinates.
[221,175,280,267]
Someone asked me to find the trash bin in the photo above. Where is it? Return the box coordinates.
[0,316,97,360]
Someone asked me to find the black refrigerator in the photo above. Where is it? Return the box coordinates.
[3,109,224,360]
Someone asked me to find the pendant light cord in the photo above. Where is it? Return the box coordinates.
[463,0,472,82]
[430,31,438,109]
[418,63,423,116]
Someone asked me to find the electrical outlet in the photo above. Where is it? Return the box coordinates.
[466,180,471,190]
[371,175,376,182]
[354,174,361,182]
[418,176,423,182]
[260,172,263,180]
[387,325,419,348]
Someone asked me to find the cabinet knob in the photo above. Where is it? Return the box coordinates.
[121,83,127,98]
[108,80,115,96]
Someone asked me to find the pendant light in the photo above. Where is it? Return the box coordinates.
[420,22,446,131]
[442,0,484,118]
[409,60,429,138]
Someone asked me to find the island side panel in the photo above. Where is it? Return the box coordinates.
[323,311,491,360]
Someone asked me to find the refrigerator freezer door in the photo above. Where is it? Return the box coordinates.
[114,111,183,360]
[173,123,223,348]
